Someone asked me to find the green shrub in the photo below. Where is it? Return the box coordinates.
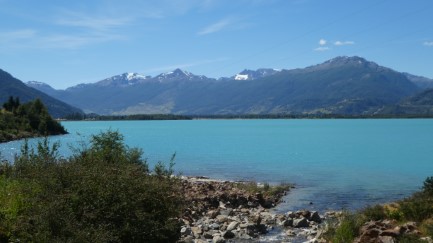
[362,204,387,221]
[0,130,184,243]
[421,219,433,239]
[423,176,433,196]
[386,208,404,221]
[397,234,425,243]
[399,194,433,222]
[331,212,365,243]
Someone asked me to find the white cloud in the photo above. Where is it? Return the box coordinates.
[57,15,132,31]
[314,46,330,52]
[334,40,355,46]
[423,41,433,46]
[319,39,327,46]
[198,18,232,35]
[39,33,125,49]
[0,29,37,42]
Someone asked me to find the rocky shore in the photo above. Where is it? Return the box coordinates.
[178,176,337,243]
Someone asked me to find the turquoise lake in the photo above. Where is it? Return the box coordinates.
[1,119,433,212]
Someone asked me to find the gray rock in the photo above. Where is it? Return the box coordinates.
[181,226,192,236]
[309,211,322,223]
[207,210,220,219]
[203,232,214,239]
[286,229,296,236]
[180,235,194,243]
[209,223,220,230]
[222,230,235,239]
[191,226,202,238]
[281,218,293,227]
[216,215,228,223]
[220,209,233,216]
[378,236,396,243]
[239,223,248,229]
[227,221,239,231]
[293,217,309,228]
[213,235,226,243]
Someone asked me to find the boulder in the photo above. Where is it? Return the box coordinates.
[222,230,235,239]
[213,235,226,243]
[293,217,309,228]
[209,223,220,230]
[220,209,233,216]
[380,229,400,238]
[191,226,202,238]
[207,210,220,219]
[286,229,296,236]
[309,211,322,223]
[378,236,396,243]
[227,221,239,231]
[216,215,228,223]
[180,226,192,236]
[281,219,293,227]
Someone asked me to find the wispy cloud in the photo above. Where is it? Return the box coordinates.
[0,29,37,42]
[314,46,330,52]
[319,39,327,46]
[56,15,132,31]
[334,40,355,46]
[39,33,126,49]
[198,18,233,35]
[423,41,433,46]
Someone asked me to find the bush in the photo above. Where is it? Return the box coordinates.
[362,204,387,221]
[423,176,433,196]
[0,130,184,243]
[330,212,365,243]
[420,219,433,239]
[399,194,433,222]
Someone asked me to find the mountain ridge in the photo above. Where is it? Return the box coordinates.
[24,56,431,115]
[0,69,83,118]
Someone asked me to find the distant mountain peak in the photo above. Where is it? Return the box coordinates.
[325,56,368,65]
[233,68,281,80]
[156,68,207,81]
[27,81,54,88]
[304,55,382,72]
[93,72,151,87]
[125,72,148,81]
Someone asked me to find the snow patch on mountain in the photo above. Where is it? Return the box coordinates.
[235,74,249,80]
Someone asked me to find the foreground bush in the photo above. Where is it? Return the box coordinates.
[0,130,184,243]
[324,176,433,242]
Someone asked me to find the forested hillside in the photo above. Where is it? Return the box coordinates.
[0,69,83,118]
[0,97,67,143]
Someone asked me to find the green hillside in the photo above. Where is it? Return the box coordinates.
[32,56,420,115]
[0,97,67,143]
[0,69,83,118]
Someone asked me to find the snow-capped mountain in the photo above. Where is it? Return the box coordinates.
[233,68,281,80]
[24,56,433,116]
[155,68,210,82]
[26,81,58,97]
[96,72,151,87]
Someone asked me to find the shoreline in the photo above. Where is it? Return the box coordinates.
[179,176,338,243]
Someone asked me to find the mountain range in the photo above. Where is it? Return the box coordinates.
[24,56,433,116]
[0,69,83,118]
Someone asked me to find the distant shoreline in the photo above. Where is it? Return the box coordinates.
[61,113,433,121]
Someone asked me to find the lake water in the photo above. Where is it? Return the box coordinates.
[1,119,433,212]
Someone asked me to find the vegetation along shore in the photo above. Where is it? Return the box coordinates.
[1,127,433,242]
[0,96,67,143]
[1,98,432,242]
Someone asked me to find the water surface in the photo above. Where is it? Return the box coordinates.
[1,119,432,211]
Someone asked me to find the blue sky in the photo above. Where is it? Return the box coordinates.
[0,0,432,89]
